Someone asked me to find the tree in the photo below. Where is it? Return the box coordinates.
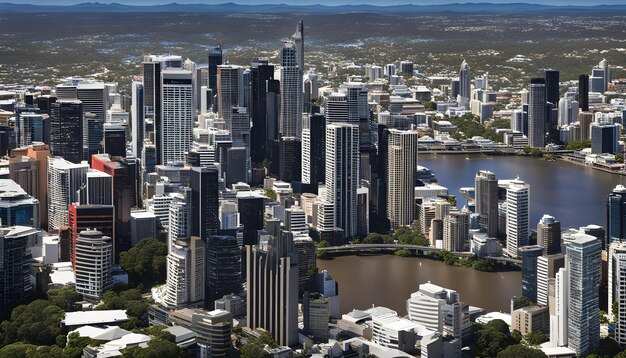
[395,248,411,257]
[476,330,513,357]
[599,337,621,357]
[0,342,38,358]
[119,238,167,289]
[264,189,277,201]
[241,342,267,358]
[0,300,65,346]
[497,344,547,357]
[97,288,149,328]
[526,330,548,345]
[259,331,278,348]
[483,319,511,335]
[616,153,624,163]
[513,296,534,310]
[47,287,79,312]
[566,140,591,151]
[123,337,191,358]
[64,332,105,358]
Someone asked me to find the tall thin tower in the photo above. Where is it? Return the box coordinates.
[279,22,304,139]
[387,129,418,230]
[528,78,546,148]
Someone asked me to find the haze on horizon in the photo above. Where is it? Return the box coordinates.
[7,0,626,6]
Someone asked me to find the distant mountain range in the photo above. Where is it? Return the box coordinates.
[1,1,625,13]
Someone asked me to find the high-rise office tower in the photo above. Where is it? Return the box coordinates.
[303,70,318,111]
[566,233,601,357]
[553,266,569,347]
[443,209,471,253]
[537,253,565,306]
[82,170,113,205]
[246,229,299,346]
[458,60,471,102]
[190,166,219,239]
[131,81,144,158]
[47,157,89,231]
[16,112,46,148]
[294,236,316,295]
[279,136,301,183]
[0,179,38,230]
[520,245,543,302]
[608,243,626,346]
[74,229,112,300]
[217,65,242,127]
[250,60,274,165]
[591,124,619,154]
[607,185,626,245]
[475,170,498,238]
[578,112,593,141]
[578,74,589,112]
[301,114,326,186]
[205,235,241,305]
[238,196,265,246]
[544,70,560,106]
[208,45,223,110]
[325,123,360,239]
[506,179,530,258]
[0,226,42,315]
[168,188,192,251]
[164,236,205,308]
[528,78,546,148]
[537,214,561,255]
[325,93,349,123]
[9,143,50,228]
[143,54,183,164]
[103,124,126,157]
[386,129,418,230]
[599,58,610,92]
[160,69,193,165]
[279,39,303,139]
[50,100,83,164]
[68,204,115,268]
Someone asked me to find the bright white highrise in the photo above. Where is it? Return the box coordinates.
[386,129,418,230]
[47,157,89,231]
[160,69,194,164]
[506,179,530,258]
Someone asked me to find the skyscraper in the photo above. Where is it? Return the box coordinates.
[567,233,601,357]
[160,69,194,165]
[164,236,205,308]
[131,81,144,158]
[250,59,274,165]
[47,157,89,231]
[325,123,360,239]
[50,100,83,164]
[279,39,303,138]
[208,45,223,110]
[475,170,498,238]
[74,229,112,300]
[443,209,470,252]
[591,124,619,154]
[458,60,471,102]
[238,195,265,246]
[68,204,115,268]
[386,129,418,230]
[9,143,50,228]
[599,58,610,92]
[190,166,219,239]
[506,179,530,258]
[520,245,543,302]
[609,243,626,346]
[537,214,561,255]
[217,65,242,127]
[246,229,299,346]
[607,185,626,245]
[537,253,565,306]
[205,235,241,305]
[0,226,39,316]
[528,78,546,148]
[544,69,560,106]
[301,114,326,186]
[578,74,589,112]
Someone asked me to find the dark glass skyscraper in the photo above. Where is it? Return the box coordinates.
[528,78,546,148]
[208,45,223,110]
[238,196,265,246]
[578,74,589,112]
[50,99,83,163]
[190,166,219,239]
[250,60,274,165]
[205,235,241,305]
[544,69,560,105]
[607,185,626,245]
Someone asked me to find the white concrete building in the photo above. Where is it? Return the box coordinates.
[74,230,112,300]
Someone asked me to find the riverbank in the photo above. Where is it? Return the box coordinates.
[318,248,519,273]
[557,155,626,176]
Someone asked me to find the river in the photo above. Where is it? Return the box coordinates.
[317,155,622,315]
[420,154,625,229]
[317,255,520,314]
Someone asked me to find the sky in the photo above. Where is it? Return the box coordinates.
[6,0,626,5]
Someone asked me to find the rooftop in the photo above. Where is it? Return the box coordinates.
[63,310,129,327]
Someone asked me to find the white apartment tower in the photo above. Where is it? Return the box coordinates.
[506,179,530,258]
[609,243,626,346]
[160,69,194,164]
[74,230,112,300]
[325,123,359,238]
[47,157,89,231]
[386,129,418,230]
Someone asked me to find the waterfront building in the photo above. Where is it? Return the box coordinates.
[506,179,530,258]
[528,78,546,148]
[386,129,418,230]
[608,243,626,346]
[475,170,498,238]
[591,124,619,154]
[443,209,470,252]
[294,236,316,296]
[519,245,543,302]
[537,214,561,255]
[567,233,601,357]
[303,292,330,342]
[607,185,626,245]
